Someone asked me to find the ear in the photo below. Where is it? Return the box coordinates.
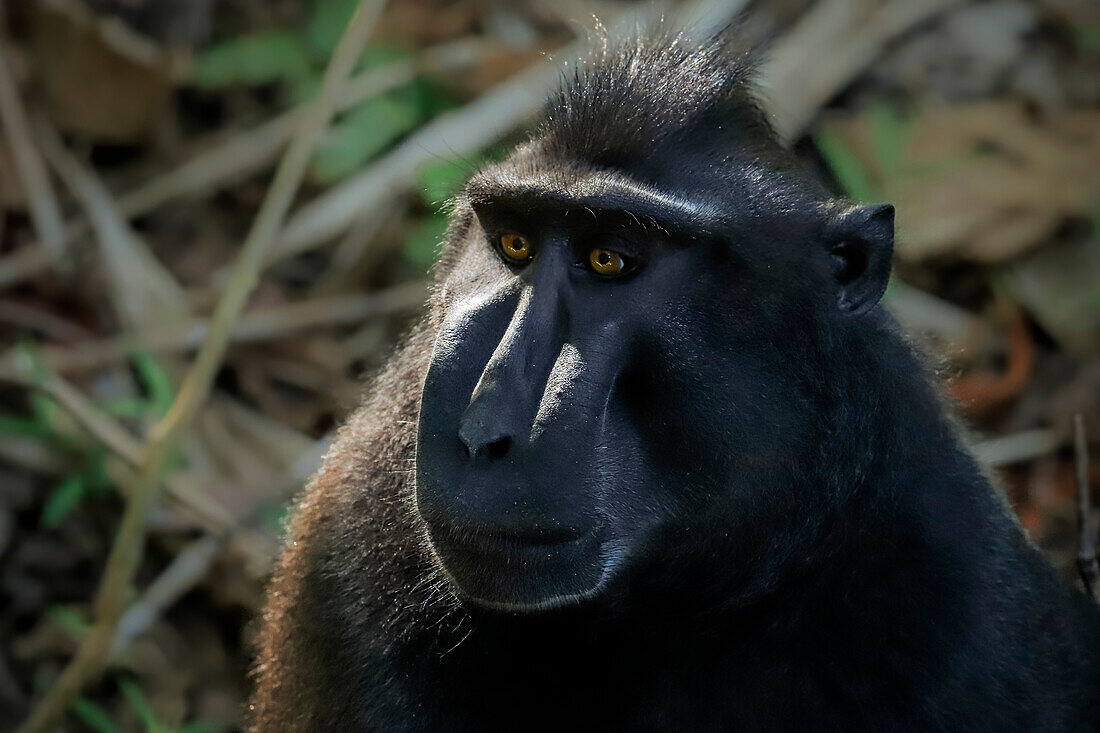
[824,203,894,316]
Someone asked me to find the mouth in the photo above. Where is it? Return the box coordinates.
[426,523,608,612]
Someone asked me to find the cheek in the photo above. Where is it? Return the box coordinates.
[614,280,819,507]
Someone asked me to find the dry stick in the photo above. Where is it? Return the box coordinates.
[109,534,226,657]
[271,0,745,260]
[12,2,968,717]
[0,42,66,260]
[34,120,189,329]
[0,246,52,290]
[763,0,968,144]
[274,0,954,261]
[0,364,271,555]
[13,2,387,729]
[28,2,750,680]
[31,279,426,372]
[116,37,486,219]
[0,365,141,465]
[886,281,992,354]
[1074,415,1099,603]
[272,59,558,259]
[970,428,1062,468]
[0,38,486,291]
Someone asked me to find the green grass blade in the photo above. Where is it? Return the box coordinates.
[40,475,88,529]
[132,352,175,416]
[814,129,878,202]
[72,697,122,733]
[119,679,170,733]
[47,604,91,639]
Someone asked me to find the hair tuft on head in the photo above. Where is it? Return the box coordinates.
[538,27,778,168]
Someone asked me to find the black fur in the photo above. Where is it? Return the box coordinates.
[252,31,1100,732]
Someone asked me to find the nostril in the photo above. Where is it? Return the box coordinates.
[486,436,511,461]
[457,428,513,463]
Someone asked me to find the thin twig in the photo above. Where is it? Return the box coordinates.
[34,119,189,329]
[971,428,1062,468]
[272,60,556,259]
[273,0,748,260]
[109,534,227,656]
[0,41,66,260]
[0,299,94,342]
[311,203,405,294]
[0,39,487,292]
[0,363,142,465]
[116,37,486,219]
[885,281,992,354]
[0,363,276,561]
[762,0,967,143]
[14,3,387,729]
[1074,415,1099,603]
[0,246,53,290]
[28,279,426,372]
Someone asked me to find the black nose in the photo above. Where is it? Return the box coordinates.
[457,423,513,462]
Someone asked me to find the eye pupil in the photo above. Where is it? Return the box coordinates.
[589,248,625,276]
[499,233,531,263]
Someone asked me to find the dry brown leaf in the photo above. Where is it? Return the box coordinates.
[28,0,173,143]
[1010,238,1100,355]
[823,102,1100,261]
[375,0,483,45]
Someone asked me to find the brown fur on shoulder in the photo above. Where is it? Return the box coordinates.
[250,323,443,730]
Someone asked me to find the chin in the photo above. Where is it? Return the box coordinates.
[428,526,614,612]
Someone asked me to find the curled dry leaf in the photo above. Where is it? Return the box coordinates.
[948,305,1035,415]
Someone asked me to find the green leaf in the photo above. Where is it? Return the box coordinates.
[311,93,422,183]
[405,78,456,118]
[132,352,174,416]
[86,451,113,494]
[12,340,66,433]
[48,604,91,639]
[357,43,413,71]
[868,103,915,175]
[0,416,55,438]
[192,32,313,89]
[289,72,323,106]
[72,697,122,733]
[40,475,88,529]
[814,129,878,202]
[29,391,58,427]
[119,679,169,733]
[307,0,361,58]
[102,353,174,418]
[102,397,152,418]
[404,215,450,270]
[417,155,488,209]
[1075,25,1100,52]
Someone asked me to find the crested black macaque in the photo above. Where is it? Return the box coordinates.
[252,31,1100,732]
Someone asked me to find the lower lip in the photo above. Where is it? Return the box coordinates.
[427,524,607,609]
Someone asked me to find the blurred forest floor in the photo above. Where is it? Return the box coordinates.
[1,0,1099,730]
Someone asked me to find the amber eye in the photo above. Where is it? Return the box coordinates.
[588,248,626,276]
[498,233,532,264]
